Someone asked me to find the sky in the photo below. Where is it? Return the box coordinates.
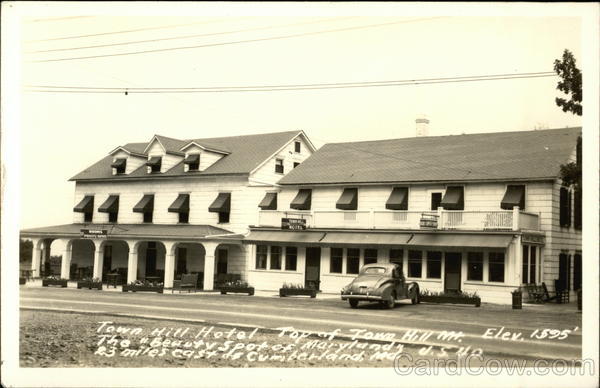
[2,3,594,229]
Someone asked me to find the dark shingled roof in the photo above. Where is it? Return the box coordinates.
[71,130,302,181]
[278,127,581,185]
[20,223,234,239]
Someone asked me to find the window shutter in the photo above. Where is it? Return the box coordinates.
[574,189,582,229]
[559,187,570,227]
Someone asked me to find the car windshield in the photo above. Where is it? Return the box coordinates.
[361,267,387,275]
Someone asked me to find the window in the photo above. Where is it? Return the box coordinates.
[256,245,267,269]
[98,195,119,223]
[178,212,189,223]
[386,187,408,210]
[521,246,538,284]
[426,251,441,279]
[184,154,200,171]
[258,192,277,210]
[440,186,464,210]
[431,193,442,210]
[530,246,537,284]
[558,253,570,291]
[111,158,126,174]
[109,212,118,223]
[559,187,571,227]
[275,159,284,174]
[408,250,422,278]
[346,248,360,274]
[501,185,526,210]
[218,212,230,223]
[488,252,505,282]
[293,162,300,168]
[169,194,190,224]
[146,156,162,173]
[364,249,377,265]
[336,188,358,211]
[84,211,93,223]
[390,249,403,267]
[143,212,153,223]
[330,248,343,273]
[270,246,282,270]
[294,141,301,153]
[209,193,230,224]
[467,252,483,281]
[74,195,94,223]
[285,247,297,271]
[290,189,311,210]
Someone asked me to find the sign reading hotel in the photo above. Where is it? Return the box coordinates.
[419,214,439,229]
[80,229,108,238]
[281,218,307,230]
[522,234,545,245]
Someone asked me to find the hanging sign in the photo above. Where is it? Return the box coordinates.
[80,229,108,238]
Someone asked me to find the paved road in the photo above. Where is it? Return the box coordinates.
[20,287,581,360]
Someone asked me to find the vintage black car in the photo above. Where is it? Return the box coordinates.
[341,263,420,309]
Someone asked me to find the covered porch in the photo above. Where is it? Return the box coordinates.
[20,223,246,291]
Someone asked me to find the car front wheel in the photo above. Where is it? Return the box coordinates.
[349,299,359,308]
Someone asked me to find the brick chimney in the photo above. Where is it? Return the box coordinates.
[416,115,429,137]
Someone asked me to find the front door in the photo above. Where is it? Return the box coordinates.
[146,242,157,277]
[176,248,187,278]
[444,252,461,293]
[102,246,112,281]
[305,247,321,290]
[216,249,228,275]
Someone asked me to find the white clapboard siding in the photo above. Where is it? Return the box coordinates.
[251,135,313,184]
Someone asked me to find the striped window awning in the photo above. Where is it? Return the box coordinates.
[258,192,277,210]
[501,185,525,210]
[73,196,94,213]
[336,188,358,210]
[290,189,312,210]
[386,187,408,210]
[133,194,154,213]
[441,186,464,210]
[168,194,189,213]
[98,195,119,213]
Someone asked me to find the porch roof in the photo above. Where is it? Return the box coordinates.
[409,233,514,248]
[20,223,236,241]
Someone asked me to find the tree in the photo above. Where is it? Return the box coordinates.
[553,49,582,116]
[554,49,582,191]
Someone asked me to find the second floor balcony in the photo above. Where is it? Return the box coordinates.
[257,207,541,232]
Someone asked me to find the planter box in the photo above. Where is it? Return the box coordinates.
[420,295,481,307]
[77,281,103,290]
[122,285,164,293]
[279,288,317,298]
[19,277,26,285]
[42,279,68,288]
[219,286,254,296]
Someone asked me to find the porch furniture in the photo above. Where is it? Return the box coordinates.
[106,273,121,288]
[76,266,93,280]
[190,271,204,289]
[172,273,199,293]
[524,283,545,304]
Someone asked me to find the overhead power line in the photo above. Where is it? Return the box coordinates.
[25,18,245,43]
[27,16,357,54]
[29,17,445,63]
[25,72,557,94]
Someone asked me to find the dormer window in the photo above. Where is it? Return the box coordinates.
[146,156,162,173]
[111,158,126,174]
[184,153,200,172]
[275,159,284,174]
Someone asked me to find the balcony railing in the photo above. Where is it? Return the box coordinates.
[257,207,540,231]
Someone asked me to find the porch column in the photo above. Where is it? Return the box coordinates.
[31,239,42,278]
[512,235,523,287]
[92,240,104,280]
[163,242,176,288]
[203,242,219,290]
[60,242,72,279]
[127,241,138,283]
